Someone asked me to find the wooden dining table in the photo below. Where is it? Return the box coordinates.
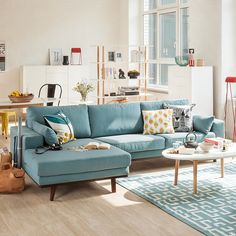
[0,98,56,168]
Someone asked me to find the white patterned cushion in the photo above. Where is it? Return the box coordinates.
[142,109,174,135]
[44,112,75,144]
[163,103,195,132]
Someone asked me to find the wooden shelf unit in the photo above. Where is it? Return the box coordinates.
[95,45,150,105]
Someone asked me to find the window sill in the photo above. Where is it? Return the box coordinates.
[147,87,169,94]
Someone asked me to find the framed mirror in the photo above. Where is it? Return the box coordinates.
[0,42,6,72]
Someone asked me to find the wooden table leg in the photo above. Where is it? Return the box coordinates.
[221,158,224,178]
[193,160,198,194]
[174,160,180,186]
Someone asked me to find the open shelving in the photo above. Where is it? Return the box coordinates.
[92,45,152,104]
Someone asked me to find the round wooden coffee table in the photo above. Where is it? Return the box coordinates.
[162,144,236,194]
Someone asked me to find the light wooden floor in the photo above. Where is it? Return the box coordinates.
[0,133,204,236]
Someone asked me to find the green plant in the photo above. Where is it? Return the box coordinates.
[73,81,94,101]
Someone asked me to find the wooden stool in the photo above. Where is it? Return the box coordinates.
[0,111,17,139]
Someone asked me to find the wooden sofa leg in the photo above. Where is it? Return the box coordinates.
[50,185,57,201]
[111,178,116,193]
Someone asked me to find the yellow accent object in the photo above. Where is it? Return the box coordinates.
[0,111,17,139]
[142,109,174,135]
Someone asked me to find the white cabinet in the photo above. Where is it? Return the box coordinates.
[168,66,213,116]
[20,65,88,105]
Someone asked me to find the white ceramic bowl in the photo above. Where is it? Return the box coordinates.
[199,142,214,152]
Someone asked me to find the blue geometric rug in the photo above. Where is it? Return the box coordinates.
[117,162,236,236]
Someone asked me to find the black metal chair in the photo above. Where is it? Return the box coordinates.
[38,84,62,106]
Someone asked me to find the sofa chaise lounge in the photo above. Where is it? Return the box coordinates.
[10,99,224,200]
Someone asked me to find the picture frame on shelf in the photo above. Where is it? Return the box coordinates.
[108,51,115,62]
[49,48,63,65]
[0,42,6,72]
[116,52,122,62]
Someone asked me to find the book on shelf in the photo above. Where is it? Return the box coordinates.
[83,142,111,150]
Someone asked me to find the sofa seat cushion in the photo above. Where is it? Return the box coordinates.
[158,132,216,148]
[23,138,131,177]
[96,134,165,153]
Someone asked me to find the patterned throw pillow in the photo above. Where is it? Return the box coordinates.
[44,112,75,144]
[142,109,174,135]
[162,103,195,132]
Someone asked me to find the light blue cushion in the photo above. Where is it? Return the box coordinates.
[210,119,225,138]
[88,103,143,137]
[96,134,165,153]
[26,105,91,138]
[32,121,58,145]
[141,99,189,111]
[193,115,214,134]
[23,138,131,177]
[158,132,216,148]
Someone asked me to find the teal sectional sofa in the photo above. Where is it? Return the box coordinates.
[10,99,224,200]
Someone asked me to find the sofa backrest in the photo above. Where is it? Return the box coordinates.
[140,99,189,111]
[88,102,143,138]
[26,105,91,138]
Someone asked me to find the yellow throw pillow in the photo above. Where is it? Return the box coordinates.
[142,109,175,135]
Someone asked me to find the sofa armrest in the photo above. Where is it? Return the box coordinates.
[210,119,225,138]
[10,126,44,153]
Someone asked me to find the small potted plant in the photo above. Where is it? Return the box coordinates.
[73,81,94,102]
[128,70,140,79]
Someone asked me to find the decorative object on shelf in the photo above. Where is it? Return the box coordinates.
[49,48,63,65]
[73,81,94,102]
[188,48,195,67]
[196,59,205,66]
[113,68,117,79]
[130,48,145,62]
[130,50,139,63]
[71,48,82,65]
[0,42,6,72]
[116,52,122,62]
[128,70,140,79]
[62,56,69,65]
[118,69,126,79]
[108,51,115,62]
[110,92,117,96]
[118,86,140,96]
[183,132,198,149]
[174,56,189,67]
[8,90,34,103]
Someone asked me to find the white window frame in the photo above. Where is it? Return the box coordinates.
[142,0,189,91]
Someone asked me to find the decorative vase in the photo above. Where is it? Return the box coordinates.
[63,56,69,65]
[80,93,87,102]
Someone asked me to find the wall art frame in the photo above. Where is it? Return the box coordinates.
[0,42,6,72]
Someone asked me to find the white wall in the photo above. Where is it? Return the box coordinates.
[0,0,128,97]
[221,0,236,138]
[188,0,222,117]
[221,0,236,96]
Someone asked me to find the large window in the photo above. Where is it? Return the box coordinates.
[143,0,189,89]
